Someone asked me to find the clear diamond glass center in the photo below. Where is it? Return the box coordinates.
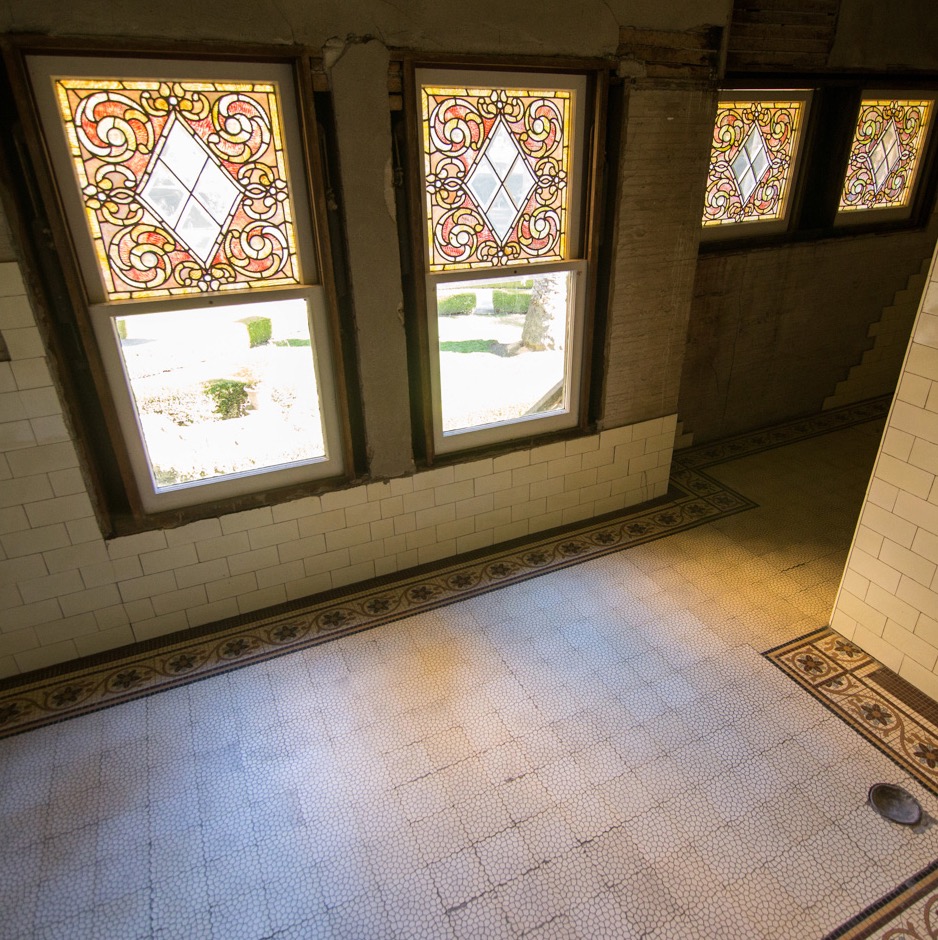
[138,115,242,266]
[730,123,771,207]
[465,118,536,243]
[868,120,902,194]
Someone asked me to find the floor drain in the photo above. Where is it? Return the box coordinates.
[868,783,923,826]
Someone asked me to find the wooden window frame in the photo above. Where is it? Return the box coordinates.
[1,36,356,534]
[699,76,938,254]
[400,55,609,465]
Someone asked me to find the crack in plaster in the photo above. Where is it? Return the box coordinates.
[322,33,388,71]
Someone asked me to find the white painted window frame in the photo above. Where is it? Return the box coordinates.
[26,53,344,512]
[416,68,590,456]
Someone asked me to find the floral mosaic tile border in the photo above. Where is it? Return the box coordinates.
[825,859,938,940]
[0,396,894,740]
[766,627,938,797]
[677,395,891,470]
[0,459,756,739]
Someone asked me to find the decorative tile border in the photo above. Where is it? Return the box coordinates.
[825,860,938,940]
[0,459,756,739]
[765,627,938,797]
[0,396,894,741]
[678,395,891,470]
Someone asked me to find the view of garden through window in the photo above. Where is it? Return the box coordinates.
[116,298,326,490]
[419,70,585,451]
[436,270,572,434]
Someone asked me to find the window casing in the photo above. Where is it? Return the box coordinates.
[25,53,345,514]
[413,68,595,457]
[701,90,812,240]
[836,93,935,226]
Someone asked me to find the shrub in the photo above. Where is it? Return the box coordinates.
[241,316,272,347]
[438,292,476,316]
[116,319,128,340]
[492,290,532,315]
[203,378,253,419]
[137,388,210,426]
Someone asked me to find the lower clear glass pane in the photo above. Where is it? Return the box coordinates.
[115,298,325,491]
[436,271,573,435]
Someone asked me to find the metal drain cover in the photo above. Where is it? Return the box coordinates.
[868,783,922,826]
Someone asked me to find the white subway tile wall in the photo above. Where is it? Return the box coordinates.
[832,246,938,697]
[0,261,675,678]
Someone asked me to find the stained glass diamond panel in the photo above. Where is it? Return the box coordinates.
[485,121,523,177]
[729,123,770,207]
[422,83,573,270]
[467,160,499,209]
[504,158,536,208]
[139,164,188,229]
[175,199,219,265]
[465,119,537,245]
[138,117,239,267]
[747,128,770,181]
[160,120,206,189]
[703,98,806,228]
[840,99,933,213]
[54,76,302,299]
[486,189,520,242]
[193,160,241,226]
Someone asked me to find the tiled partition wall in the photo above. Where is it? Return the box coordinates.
[831,245,938,698]
[0,261,675,679]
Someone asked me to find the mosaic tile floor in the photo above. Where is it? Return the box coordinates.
[4,399,938,940]
[0,398,888,740]
[768,628,938,797]
[826,861,938,939]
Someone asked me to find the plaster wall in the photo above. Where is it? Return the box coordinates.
[330,41,413,477]
[0,0,729,56]
[680,221,938,443]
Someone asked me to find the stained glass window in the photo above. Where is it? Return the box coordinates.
[839,99,933,213]
[27,54,344,514]
[421,84,573,271]
[702,98,806,228]
[416,69,589,457]
[55,78,301,300]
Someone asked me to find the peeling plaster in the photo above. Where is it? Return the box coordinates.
[329,40,414,478]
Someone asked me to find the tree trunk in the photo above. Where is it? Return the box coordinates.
[521,273,567,351]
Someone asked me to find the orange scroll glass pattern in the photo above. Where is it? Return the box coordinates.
[702,99,805,228]
[55,78,301,300]
[839,99,933,213]
[421,84,573,271]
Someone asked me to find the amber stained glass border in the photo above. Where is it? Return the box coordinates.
[55,76,301,299]
[421,83,573,271]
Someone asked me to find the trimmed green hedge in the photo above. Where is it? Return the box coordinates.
[492,290,532,315]
[438,292,476,316]
[242,316,272,348]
